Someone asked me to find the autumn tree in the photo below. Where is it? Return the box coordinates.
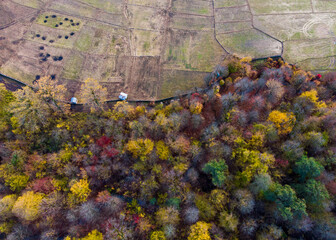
[68,179,91,206]
[9,86,51,135]
[267,110,296,135]
[0,194,17,220]
[188,221,211,240]
[12,191,44,221]
[33,76,67,112]
[150,231,166,240]
[80,78,108,112]
[0,83,15,135]
[233,137,275,185]
[126,138,154,161]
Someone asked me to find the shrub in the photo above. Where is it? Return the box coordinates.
[68,179,91,206]
[12,191,44,221]
[202,159,228,187]
[188,221,211,240]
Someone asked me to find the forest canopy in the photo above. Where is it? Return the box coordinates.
[0,57,336,239]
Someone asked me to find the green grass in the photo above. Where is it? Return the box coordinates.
[283,39,335,63]
[36,13,82,31]
[62,54,84,80]
[75,32,93,52]
[78,0,121,13]
[0,64,35,85]
[159,70,206,99]
[11,0,46,9]
[214,0,247,8]
[217,29,282,58]
[249,0,311,14]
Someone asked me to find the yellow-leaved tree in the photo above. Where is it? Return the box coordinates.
[10,86,50,135]
[188,221,212,240]
[298,89,326,109]
[0,194,17,220]
[80,78,108,112]
[267,110,296,135]
[126,138,154,161]
[68,179,91,206]
[65,229,103,240]
[33,76,67,112]
[12,191,44,221]
[155,141,170,160]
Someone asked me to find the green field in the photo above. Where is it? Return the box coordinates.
[1,0,336,100]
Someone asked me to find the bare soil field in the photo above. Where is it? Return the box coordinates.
[0,0,335,100]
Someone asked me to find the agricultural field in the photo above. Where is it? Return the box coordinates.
[0,0,336,100]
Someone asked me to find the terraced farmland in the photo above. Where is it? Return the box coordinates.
[0,0,335,100]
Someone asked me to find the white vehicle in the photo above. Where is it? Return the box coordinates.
[119,92,128,101]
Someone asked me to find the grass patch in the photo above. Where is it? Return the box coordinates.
[36,13,82,31]
[249,0,311,14]
[12,0,46,9]
[159,70,207,99]
[78,0,121,13]
[75,32,93,52]
[61,54,84,80]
